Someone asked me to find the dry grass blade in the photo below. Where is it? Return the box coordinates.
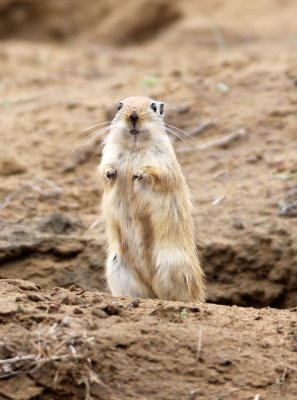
[213,385,247,400]
[89,217,100,230]
[0,362,36,380]
[197,328,203,360]
[281,368,288,395]
[0,354,36,364]
[0,353,84,379]
[78,377,91,400]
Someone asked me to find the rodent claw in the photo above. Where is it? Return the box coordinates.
[132,171,144,181]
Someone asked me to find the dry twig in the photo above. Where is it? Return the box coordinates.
[28,178,63,197]
[177,128,246,155]
[0,188,25,211]
[188,120,217,137]
[79,377,92,400]
[0,178,63,212]
[0,355,36,365]
[0,353,83,380]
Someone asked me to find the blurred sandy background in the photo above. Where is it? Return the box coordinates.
[0,2,297,399]
[0,0,297,306]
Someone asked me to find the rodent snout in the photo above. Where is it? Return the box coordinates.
[129,111,139,125]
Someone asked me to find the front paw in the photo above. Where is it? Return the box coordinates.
[105,167,116,180]
[132,169,146,181]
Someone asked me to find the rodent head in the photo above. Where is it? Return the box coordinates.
[110,96,167,147]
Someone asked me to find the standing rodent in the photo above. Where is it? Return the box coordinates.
[98,96,205,302]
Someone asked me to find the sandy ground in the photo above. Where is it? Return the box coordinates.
[0,0,297,398]
[0,279,296,400]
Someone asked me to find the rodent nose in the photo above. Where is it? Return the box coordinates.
[129,111,139,124]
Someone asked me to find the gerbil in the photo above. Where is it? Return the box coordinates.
[98,96,205,302]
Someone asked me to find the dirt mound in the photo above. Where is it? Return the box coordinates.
[0,279,296,399]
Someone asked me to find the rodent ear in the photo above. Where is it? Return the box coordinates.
[159,102,165,117]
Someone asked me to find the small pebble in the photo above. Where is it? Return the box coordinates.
[129,298,140,308]
[49,303,60,310]
[246,156,259,164]
[233,219,244,230]
[0,155,27,176]
[220,358,232,366]
[62,317,71,327]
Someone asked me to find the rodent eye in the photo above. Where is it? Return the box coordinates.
[150,103,157,112]
[117,103,123,111]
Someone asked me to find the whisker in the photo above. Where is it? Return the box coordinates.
[72,126,112,149]
[78,115,108,119]
[70,121,111,137]
[165,127,186,142]
[87,126,112,142]
[77,121,122,146]
[146,122,186,142]
[148,124,187,143]
[165,123,193,139]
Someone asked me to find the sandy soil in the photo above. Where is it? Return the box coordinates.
[0,279,297,400]
[0,0,297,398]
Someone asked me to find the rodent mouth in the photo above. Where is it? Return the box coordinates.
[130,129,139,136]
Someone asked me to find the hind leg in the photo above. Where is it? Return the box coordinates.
[152,267,192,301]
[152,250,204,302]
[106,253,154,298]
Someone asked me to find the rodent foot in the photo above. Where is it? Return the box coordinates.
[105,167,116,179]
[132,170,146,181]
